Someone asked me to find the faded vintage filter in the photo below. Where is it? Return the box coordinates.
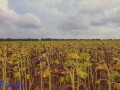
[0,0,120,90]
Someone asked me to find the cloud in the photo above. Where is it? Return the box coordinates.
[59,16,88,31]
[102,7,120,24]
[1,0,120,39]
[0,0,43,38]
[90,6,120,27]
[91,21,106,26]
[15,14,42,29]
[26,0,62,8]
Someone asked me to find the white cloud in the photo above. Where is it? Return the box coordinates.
[26,0,62,8]
[1,0,120,39]
[0,0,9,11]
[0,0,44,38]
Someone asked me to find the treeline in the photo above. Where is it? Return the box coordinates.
[41,38,101,41]
[41,38,120,41]
[0,38,39,41]
[0,38,120,41]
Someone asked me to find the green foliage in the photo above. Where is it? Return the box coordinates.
[83,62,92,67]
[108,71,119,83]
[79,53,90,61]
[77,68,88,79]
[65,60,75,67]
[11,53,20,61]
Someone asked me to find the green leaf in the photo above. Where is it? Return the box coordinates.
[77,68,88,79]
[11,53,20,61]
[65,60,74,67]
[41,62,46,67]
[116,59,120,66]
[79,53,90,61]
[83,62,91,67]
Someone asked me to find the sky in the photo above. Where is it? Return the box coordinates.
[0,0,120,39]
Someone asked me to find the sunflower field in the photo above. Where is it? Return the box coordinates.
[0,41,120,90]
